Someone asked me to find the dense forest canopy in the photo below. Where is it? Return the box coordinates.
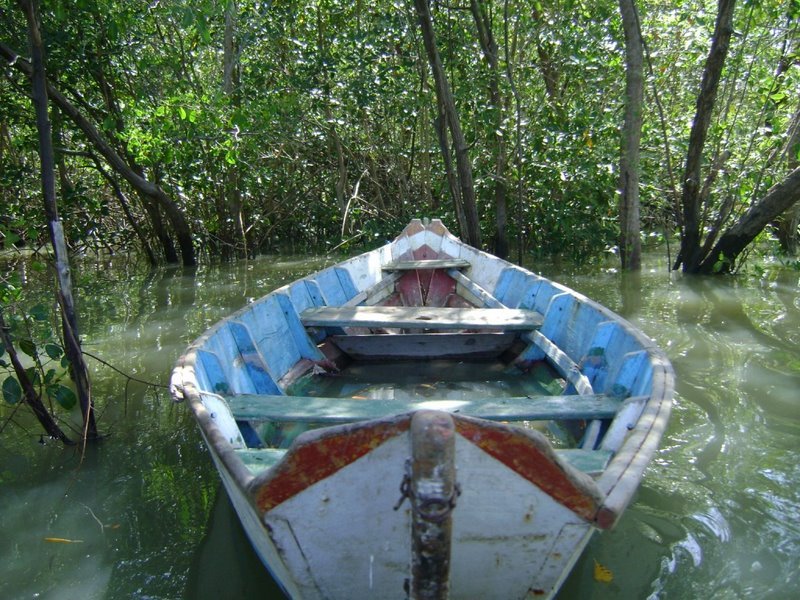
[0,0,798,266]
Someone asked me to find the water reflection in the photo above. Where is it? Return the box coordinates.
[1,251,798,599]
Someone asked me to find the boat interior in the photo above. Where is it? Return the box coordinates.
[187,227,657,486]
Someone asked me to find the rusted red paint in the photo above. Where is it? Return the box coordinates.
[595,506,619,530]
[253,416,411,512]
[453,415,602,522]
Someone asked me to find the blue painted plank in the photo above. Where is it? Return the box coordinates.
[227,321,282,394]
[196,349,230,394]
[240,298,303,380]
[494,267,534,308]
[274,293,324,360]
[608,350,651,398]
[334,267,359,300]
[313,268,349,306]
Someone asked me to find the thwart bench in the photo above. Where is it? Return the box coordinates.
[300,305,544,330]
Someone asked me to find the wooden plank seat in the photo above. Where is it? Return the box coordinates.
[330,332,518,360]
[382,258,471,271]
[235,446,614,477]
[300,305,544,331]
[225,392,627,424]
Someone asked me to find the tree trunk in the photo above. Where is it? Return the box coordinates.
[471,0,508,259]
[618,0,644,271]
[675,0,737,272]
[698,166,800,273]
[223,0,246,258]
[774,105,800,255]
[414,0,482,248]
[0,41,197,266]
[18,0,98,442]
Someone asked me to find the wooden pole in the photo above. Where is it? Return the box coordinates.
[409,410,457,600]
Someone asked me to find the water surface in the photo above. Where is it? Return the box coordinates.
[1,250,798,599]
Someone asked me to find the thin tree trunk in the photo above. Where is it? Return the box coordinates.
[0,41,197,266]
[618,0,644,271]
[223,0,246,258]
[775,104,800,254]
[503,0,525,264]
[675,0,737,272]
[471,0,509,259]
[434,108,467,236]
[414,0,481,248]
[18,0,98,442]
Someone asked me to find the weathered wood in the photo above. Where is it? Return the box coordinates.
[342,271,402,307]
[300,305,543,330]
[330,332,517,360]
[409,411,456,599]
[234,445,613,477]
[382,258,470,271]
[446,268,505,308]
[222,392,626,423]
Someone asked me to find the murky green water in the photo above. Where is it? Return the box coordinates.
[1,250,798,599]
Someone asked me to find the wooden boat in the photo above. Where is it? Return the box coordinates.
[171,218,673,599]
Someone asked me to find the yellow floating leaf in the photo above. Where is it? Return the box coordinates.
[44,537,84,544]
[593,559,613,583]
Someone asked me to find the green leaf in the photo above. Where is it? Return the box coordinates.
[45,344,63,360]
[2,376,22,405]
[30,304,49,321]
[19,339,37,358]
[179,106,187,120]
[50,384,77,410]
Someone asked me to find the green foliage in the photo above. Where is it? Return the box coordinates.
[0,0,796,263]
[0,268,77,412]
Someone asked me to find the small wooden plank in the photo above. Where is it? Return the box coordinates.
[447,269,505,308]
[382,259,470,271]
[300,306,543,330]
[234,446,613,477]
[557,449,614,475]
[342,272,403,307]
[226,392,622,423]
[237,448,287,472]
[330,332,517,360]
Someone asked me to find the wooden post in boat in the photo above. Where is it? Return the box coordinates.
[409,411,457,600]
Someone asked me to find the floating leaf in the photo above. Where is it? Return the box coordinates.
[2,376,22,404]
[593,559,614,583]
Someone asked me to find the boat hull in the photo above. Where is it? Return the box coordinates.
[171,218,674,599]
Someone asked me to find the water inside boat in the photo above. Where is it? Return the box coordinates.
[287,358,563,400]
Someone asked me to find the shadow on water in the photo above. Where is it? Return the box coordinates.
[185,488,286,600]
